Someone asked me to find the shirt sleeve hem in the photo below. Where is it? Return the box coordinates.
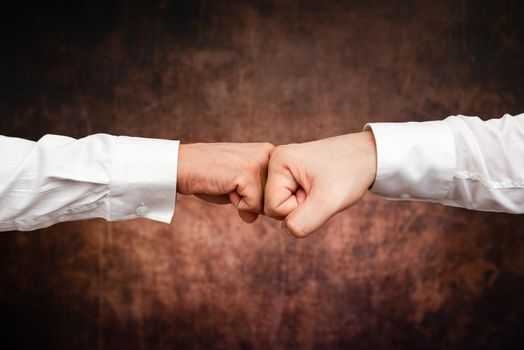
[109,136,180,224]
[364,120,456,200]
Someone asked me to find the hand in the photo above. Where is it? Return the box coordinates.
[264,131,377,238]
[177,142,275,223]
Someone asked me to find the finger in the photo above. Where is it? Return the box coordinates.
[295,187,306,205]
[195,194,231,205]
[236,145,271,215]
[264,166,300,219]
[271,186,306,221]
[238,210,259,223]
[229,191,242,207]
[234,172,264,213]
[283,187,339,238]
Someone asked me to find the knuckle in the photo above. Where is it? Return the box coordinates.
[239,201,261,213]
[245,160,261,176]
[252,200,264,213]
[237,193,262,212]
[275,144,297,158]
[263,201,283,218]
[263,200,277,217]
[264,208,279,219]
[271,145,287,160]
[254,143,275,163]
[262,142,275,153]
[285,220,308,238]
[253,158,262,171]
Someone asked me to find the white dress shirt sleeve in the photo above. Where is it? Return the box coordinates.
[0,134,180,231]
[365,113,524,213]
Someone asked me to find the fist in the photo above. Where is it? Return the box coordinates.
[264,132,377,238]
[177,142,275,223]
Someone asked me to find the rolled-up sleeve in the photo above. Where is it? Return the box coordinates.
[365,113,524,213]
[0,134,179,231]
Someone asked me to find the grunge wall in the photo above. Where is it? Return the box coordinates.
[1,1,524,348]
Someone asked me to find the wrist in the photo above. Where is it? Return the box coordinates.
[177,144,197,195]
[358,130,378,189]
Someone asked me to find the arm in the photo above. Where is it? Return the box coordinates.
[264,113,524,239]
[0,134,179,231]
[366,113,524,213]
[0,134,274,232]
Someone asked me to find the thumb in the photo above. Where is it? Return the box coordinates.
[282,188,339,238]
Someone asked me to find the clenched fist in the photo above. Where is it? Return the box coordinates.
[177,142,275,223]
[264,131,377,238]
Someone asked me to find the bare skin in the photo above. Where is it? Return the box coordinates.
[264,131,377,238]
[177,142,275,223]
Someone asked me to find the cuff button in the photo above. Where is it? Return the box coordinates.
[136,202,148,216]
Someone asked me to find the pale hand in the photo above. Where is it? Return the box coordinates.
[264,131,377,238]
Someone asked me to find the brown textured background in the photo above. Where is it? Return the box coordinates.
[1,0,524,349]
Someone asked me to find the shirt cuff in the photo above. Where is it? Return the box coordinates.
[109,136,180,224]
[364,120,456,201]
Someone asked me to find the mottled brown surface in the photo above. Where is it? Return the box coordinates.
[1,1,524,349]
